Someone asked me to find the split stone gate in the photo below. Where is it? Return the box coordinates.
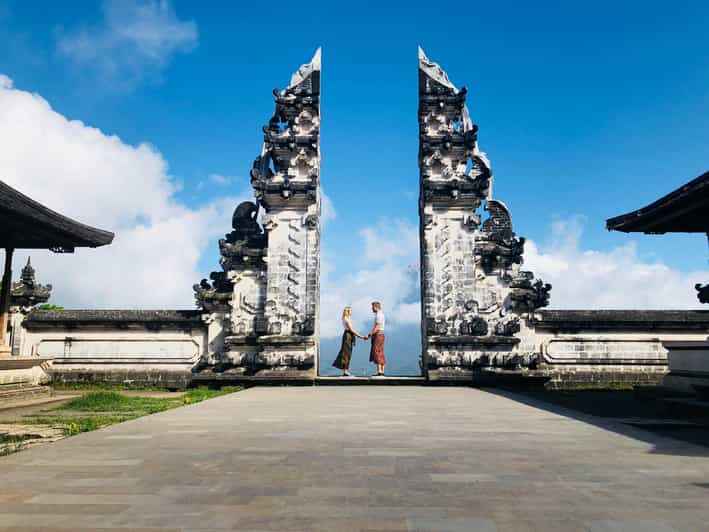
[21,49,705,388]
[192,48,551,382]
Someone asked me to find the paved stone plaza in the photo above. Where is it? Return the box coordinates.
[1,387,708,531]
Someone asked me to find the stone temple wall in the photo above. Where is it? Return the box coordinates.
[20,310,205,388]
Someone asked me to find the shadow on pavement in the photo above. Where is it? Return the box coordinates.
[484,388,709,457]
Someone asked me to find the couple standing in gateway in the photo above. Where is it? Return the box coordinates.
[332,301,386,377]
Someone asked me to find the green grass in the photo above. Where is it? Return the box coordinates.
[60,391,177,413]
[1,386,242,438]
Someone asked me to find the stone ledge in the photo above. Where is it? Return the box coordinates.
[256,335,316,347]
[193,367,315,385]
[533,309,709,331]
[316,376,425,386]
[224,336,260,347]
[0,357,49,370]
[429,335,520,347]
[23,309,204,330]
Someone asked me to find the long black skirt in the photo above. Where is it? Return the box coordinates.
[332,330,355,370]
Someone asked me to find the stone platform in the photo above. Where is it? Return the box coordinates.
[2,386,709,531]
[315,376,425,385]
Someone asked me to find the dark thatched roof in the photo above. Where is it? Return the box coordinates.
[606,171,709,234]
[0,180,114,251]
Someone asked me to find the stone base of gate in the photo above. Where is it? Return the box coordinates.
[423,335,522,383]
[199,335,317,383]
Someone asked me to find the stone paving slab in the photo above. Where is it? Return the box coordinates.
[1,386,709,531]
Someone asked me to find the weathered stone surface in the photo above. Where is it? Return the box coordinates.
[23,309,203,329]
[533,309,709,330]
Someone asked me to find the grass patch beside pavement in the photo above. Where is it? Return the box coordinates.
[1,386,242,438]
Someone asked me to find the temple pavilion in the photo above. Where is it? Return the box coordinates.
[0,179,114,356]
[607,170,709,398]
[606,169,709,303]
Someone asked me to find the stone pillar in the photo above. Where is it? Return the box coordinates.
[417,48,551,381]
[253,50,321,379]
[0,247,14,356]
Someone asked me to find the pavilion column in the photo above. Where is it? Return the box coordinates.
[0,247,14,356]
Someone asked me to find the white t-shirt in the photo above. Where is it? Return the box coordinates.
[342,317,352,330]
[374,310,385,332]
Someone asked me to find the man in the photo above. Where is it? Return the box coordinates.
[365,301,386,376]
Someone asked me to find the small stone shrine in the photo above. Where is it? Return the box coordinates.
[11,258,52,310]
[417,48,551,380]
[193,49,322,380]
[7,258,51,356]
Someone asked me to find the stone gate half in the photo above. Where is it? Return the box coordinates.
[194,49,322,381]
[417,48,551,381]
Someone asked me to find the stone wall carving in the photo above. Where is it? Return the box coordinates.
[418,47,550,379]
[194,49,321,380]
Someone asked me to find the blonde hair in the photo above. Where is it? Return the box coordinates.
[342,307,352,319]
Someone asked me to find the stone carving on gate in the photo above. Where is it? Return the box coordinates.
[418,47,551,379]
[194,49,321,379]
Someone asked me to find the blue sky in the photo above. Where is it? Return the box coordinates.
[4,1,709,270]
[1,0,708,374]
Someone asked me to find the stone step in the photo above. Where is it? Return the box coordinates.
[0,383,52,404]
[315,376,425,386]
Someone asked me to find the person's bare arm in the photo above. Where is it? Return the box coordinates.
[345,319,364,338]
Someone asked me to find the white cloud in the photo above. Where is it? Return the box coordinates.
[0,75,247,308]
[525,217,708,309]
[320,190,337,226]
[197,174,238,190]
[56,0,197,88]
[208,174,232,186]
[320,215,708,339]
[0,74,12,89]
[320,219,420,338]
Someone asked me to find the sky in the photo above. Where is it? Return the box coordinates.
[1,0,708,375]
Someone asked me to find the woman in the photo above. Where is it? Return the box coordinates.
[332,307,365,376]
